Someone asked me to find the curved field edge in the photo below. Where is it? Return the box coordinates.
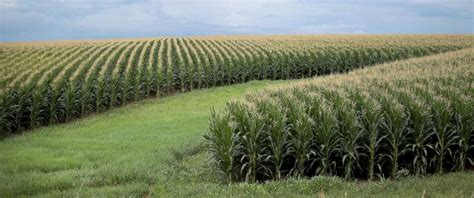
[0,51,471,197]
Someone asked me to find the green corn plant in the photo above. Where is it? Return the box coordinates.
[350,89,384,180]
[330,90,364,180]
[254,98,289,180]
[204,108,237,184]
[241,112,267,182]
[196,39,215,88]
[99,75,112,109]
[56,87,67,123]
[140,41,153,97]
[16,88,32,132]
[186,39,201,89]
[64,82,76,122]
[411,82,458,173]
[301,87,341,177]
[148,40,161,96]
[230,101,269,182]
[452,94,473,171]
[403,92,433,176]
[0,95,5,136]
[170,41,181,91]
[312,98,340,176]
[29,88,42,129]
[3,89,20,133]
[114,76,125,106]
[127,42,145,102]
[34,84,50,127]
[175,39,189,91]
[0,91,10,133]
[290,111,314,177]
[160,39,171,93]
[278,93,313,177]
[77,81,87,117]
[431,95,454,173]
[379,91,410,178]
[43,81,60,125]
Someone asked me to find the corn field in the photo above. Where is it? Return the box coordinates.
[1,35,473,135]
[205,48,474,182]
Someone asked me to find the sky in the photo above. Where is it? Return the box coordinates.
[0,0,473,41]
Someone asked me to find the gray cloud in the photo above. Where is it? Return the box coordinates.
[0,0,472,41]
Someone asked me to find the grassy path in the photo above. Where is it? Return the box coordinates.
[0,80,287,196]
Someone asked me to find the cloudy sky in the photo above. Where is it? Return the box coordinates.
[0,0,473,41]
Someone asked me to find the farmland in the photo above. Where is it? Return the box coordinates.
[1,35,473,135]
[207,48,473,182]
[0,35,473,197]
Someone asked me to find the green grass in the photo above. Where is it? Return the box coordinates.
[0,80,473,197]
